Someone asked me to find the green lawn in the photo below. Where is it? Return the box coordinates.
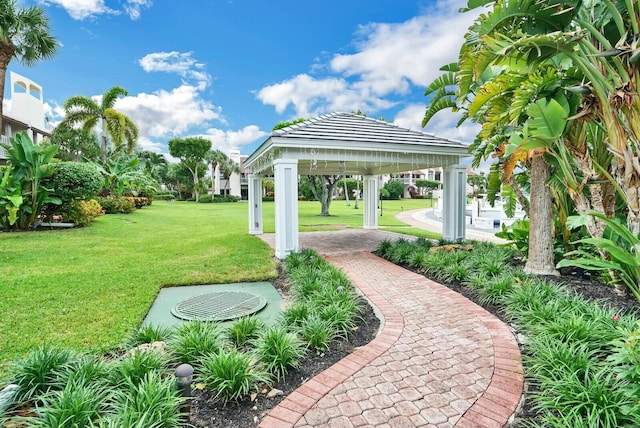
[277,197,438,238]
[0,198,435,371]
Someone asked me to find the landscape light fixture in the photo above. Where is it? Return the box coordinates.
[174,363,194,398]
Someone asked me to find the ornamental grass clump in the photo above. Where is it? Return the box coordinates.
[31,380,108,428]
[255,326,306,382]
[107,371,187,428]
[198,349,270,403]
[280,301,312,329]
[109,349,170,387]
[298,315,337,351]
[53,354,111,390]
[387,238,416,264]
[169,321,224,365]
[8,344,77,405]
[226,316,265,349]
[478,274,516,306]
[125,324,174,348]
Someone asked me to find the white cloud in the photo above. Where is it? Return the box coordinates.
[257,0,479,120]
[256,73,395,118]
[139,51,211,89]
[124,0,152,20]
[39,0,152,20]
[330,1,477,96]
[43,101,65,130]
[197,125,269,154]
[39,0,118,20]
[115,84,224,141]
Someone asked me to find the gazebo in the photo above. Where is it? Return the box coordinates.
[243,112,471,258]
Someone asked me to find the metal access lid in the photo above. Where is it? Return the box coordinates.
[171,291,267,322]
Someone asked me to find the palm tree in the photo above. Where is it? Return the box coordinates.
[219,155,240,195]
[205,149,226,194]
[138,150,166,177]
[62,86,139,155]
[0,0,57,127]
[423,1,575,276]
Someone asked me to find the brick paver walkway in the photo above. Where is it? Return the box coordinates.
[258,231,523,427]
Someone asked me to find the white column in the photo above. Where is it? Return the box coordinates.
[443,164,467,241]
[214,164,221,194]
[248,174,263,235]
[363,175,379,229]
[274,159,299,259]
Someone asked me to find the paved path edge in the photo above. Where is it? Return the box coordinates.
[259,252,524,428]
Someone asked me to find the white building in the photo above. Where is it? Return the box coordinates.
[0,72,50,163]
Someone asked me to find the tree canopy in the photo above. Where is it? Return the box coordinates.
[168,137,212,202]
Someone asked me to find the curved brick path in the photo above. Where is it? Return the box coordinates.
[258,231,523,428]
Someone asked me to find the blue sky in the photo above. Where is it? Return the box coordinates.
[8,0,482,159]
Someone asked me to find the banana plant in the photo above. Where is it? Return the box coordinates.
[1,132,60,230]
[0,165,24,227]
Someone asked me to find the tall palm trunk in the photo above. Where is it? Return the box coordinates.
[524,156,559,276]
[0,43,15,134]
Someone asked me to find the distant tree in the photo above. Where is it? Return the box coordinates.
[0,1,57,129]
[467,174,487,196]
[138,150,167,184]
[307,175,341,216]
[45,123,101,162]
[274,118,341,215]
[273,118,306,130]
[168,137,211,202]
[62,86,139,155]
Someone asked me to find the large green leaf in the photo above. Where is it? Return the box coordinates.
[525,98,568,141]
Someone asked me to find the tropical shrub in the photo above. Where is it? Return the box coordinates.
[381,180,404,200]
[95,196,135,214]
[198,350,270,402]
[48,161,103,203]
[557,213,640,302]
[495,219,530,258]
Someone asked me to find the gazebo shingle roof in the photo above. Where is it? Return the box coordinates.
[244,112,470,176]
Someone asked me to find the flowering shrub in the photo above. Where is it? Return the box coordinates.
[60,199,103,226]
[124,197,149,209]
[95,196,135,214]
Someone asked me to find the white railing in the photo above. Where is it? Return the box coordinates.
[0,135,8,159]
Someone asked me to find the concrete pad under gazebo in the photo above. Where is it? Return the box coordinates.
[243,112,471,259]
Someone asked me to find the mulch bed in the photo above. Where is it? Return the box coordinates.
[187,256,640,428]
[188,264,380,428]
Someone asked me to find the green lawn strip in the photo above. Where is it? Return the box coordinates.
[0,201,276,369]
[0,198,434,372]
[268,198,435,232]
